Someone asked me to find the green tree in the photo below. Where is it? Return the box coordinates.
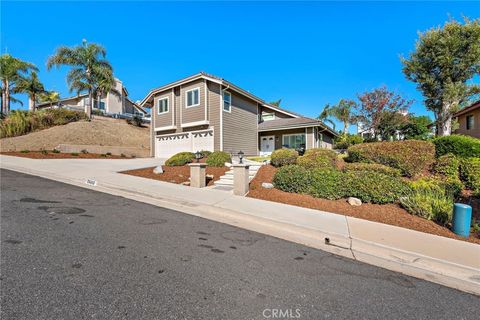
[38,91,61,106]
[376,110,409,141]
[13,72,46,111]
[269,99,282,107]
[0,54,38,114]
[47,39,114,118]
[317,105,336,131]
[356,86,412,139]
[402,18,480,136]
[400,115,432,140]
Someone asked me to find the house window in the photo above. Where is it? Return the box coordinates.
[282,134,306,149]
[262,112,275,121]
[223,91,231,112]
[157,97,169,114]
[466,115,474,130]
[186,88,200,107]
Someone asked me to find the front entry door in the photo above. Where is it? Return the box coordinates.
[260,135,275,156]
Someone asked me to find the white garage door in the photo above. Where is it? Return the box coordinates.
[155,129,214,158]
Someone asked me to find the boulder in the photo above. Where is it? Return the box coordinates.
[261,182,274,189]
[153,166,163,174]
[206,174,214,179]
[347,197,362,206]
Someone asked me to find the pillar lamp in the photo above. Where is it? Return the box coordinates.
[238,150,245,164]
[195,151,202,163]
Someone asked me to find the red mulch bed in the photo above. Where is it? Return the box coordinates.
[121,165,229,187]
[248,165,480,244]
[1,151,130,159]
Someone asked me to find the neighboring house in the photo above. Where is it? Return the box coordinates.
[357,109,409,141]
[36,78,146,116]
[453,100,480,139]
[140,72,337,158]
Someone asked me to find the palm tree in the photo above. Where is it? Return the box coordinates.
[37,91,60,107]
[46,39,114,118]
[14,72,46,111]
[317,104,336,131]
[0,54,38,114]
[328,99,358,135]
[269,99,282,107]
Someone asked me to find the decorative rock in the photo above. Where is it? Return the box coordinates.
[182,181,190,186]
[261,182,274,189]
[206,174,214,179]
[225,162,232,167]
[153,166,163,174]
[347,197,362,206]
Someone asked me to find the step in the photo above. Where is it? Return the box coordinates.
[214,179,234,186]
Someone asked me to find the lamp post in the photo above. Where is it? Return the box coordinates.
[195,151,202,163]
[238,150,244,164]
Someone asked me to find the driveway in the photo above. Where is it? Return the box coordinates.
[1,169,479,319]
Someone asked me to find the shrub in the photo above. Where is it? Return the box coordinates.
[40,149,48,155]
[460,158,480,195]
[206,151,231,167]
[432,154,460,177]
[308,169,347,200]
[80,149,89,154]
[52,149,60,153]
[343,162,401,177]
[127,115,143,127]
[270,149,298,167]
[106,152,112,156]
[400,187,453,226]
[71,152,79,156]
[433,135,480,158]
[334,134,364,149]
[199,150,212,158]
[0,109,86,138]
[165,152,195,166]
[100,153,108,158]
[20,150,30,153]
[273,165,311,194]
[347,140,435,177]
[343,171,409,204]
[296,148,337,169]
[120,153,126,158]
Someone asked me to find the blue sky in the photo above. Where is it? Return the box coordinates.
[2,1,479,130]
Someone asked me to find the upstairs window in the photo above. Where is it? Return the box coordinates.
[186,88,200,107]
[223,91,231,112]
[262,112,275,121]
[157,97,169,114]
[466,115,474,130]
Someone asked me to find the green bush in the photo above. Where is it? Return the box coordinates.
[432,154,460,177]
[52,149,60,153]
[400,186,453,226]
[347,140,435,177]
[126,115,143,127]
[273,165,408,204]
[270,148,298,167]
[343,162,401,177]
[433,135,480,158]
[165,152,195,166]
[0,109,86,138]
[334,133,364,149]
[409,176,462,199]
[296,148,337,169]
[273,165,312,194]
[206,151,231,167]
[199,150,212,158]
[20,149,30,153]
[460,158,480,195]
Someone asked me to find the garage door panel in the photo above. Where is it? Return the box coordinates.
[155,129,213,158]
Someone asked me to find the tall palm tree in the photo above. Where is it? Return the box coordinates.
[46,39,114,118]
[14,72,46,111]
[0,54,38,114]
[329,99,358,135]
[317,104,336,131]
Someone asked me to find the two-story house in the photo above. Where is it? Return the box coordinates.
[454,100,480,139]
[36,78,146,116]
[140,72,337,158]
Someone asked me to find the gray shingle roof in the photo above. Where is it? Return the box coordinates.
[259,117,338,136]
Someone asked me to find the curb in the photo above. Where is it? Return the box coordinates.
[2,163,479,295]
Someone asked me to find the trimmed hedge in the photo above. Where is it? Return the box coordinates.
[343,162,401,177]
[460,157,480,195]
[334,134,364,150]
[273,165,408,204]
[400,187,453,226]
[432,154,460,177]
[347,140,435,177]
[270,149,298,167]
[433,135,480,158]
[206,151,231,167]
[296,148,338,169]
[165,152,195,166]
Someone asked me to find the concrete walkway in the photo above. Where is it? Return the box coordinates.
[1,155,479,295]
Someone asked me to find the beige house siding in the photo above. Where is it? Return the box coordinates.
[208,81,222,151]
[152,90,175,129]
[455,109,480,139]
[260,106,294,119]
[223,91,259,155]
[181,79,206,126]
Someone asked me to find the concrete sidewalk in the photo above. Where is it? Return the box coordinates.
[1,155,479,295]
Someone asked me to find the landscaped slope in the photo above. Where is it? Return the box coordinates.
[0,117,150,152]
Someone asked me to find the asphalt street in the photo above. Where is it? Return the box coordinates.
[1,169,478,319]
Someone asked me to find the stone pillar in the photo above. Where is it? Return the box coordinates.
[233,164,250,196]
[189,163,207,188]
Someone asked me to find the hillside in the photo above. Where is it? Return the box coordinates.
[0,117,150,152]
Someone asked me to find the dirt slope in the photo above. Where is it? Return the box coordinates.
[0,117,150,152]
